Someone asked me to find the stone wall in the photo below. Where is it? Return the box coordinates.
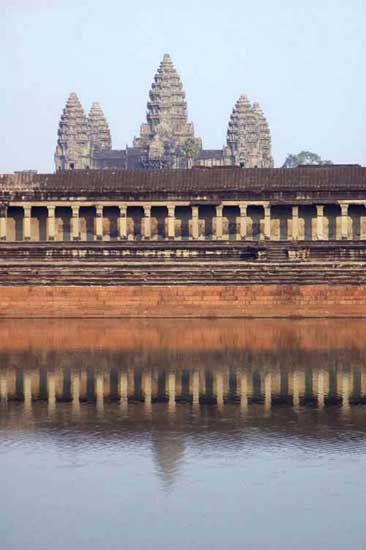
[1,285,366,318]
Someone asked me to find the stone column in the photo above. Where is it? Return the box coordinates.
[47,371,56,415]
[143,370,152,413]
[215,372,224,410]
[168,205,175,239]
[239,203,248,240]
[317,369,325,409]
[119,205,127,240]
[0,205,7,241]
[215,205,223,240]
[292,206,299,241]
[23,371,32,416]
[23,204,32,241]
[95,372,104,414]
[119,371,128,412]
[341,371,351,413]
[191,206,199,240]
[264,372,272,414]
[71,371,80,416]
[192,370,200,406]
[47,205,56,241]
[264,205,271,240]
[0,371,7,404]
[238,370,249,413]
[71,205,79,241]
[316,205,324,240]
[143,205,151,240]
[167,372,176,412]
[341,203,349,240]
[95,205,104,241]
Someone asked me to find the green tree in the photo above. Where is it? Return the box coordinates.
[282,151,333,168]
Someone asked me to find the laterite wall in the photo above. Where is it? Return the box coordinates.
[0,285,366,318]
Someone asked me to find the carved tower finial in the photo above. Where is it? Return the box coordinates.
[134,54,201,168]
[252,102,274,168]
[54,92,90,171]
[88,101,112,168]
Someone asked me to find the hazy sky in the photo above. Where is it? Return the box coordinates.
[1,0,365,172]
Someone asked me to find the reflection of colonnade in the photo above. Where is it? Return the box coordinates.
[0,366,364,413]
[0,201,364,242]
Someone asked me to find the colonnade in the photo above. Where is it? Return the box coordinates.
[0,201,364,241]
[0,366,362,413]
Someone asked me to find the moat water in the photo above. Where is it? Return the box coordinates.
[1,319,366,549]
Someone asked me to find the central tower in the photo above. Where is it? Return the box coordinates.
[133,54,201,168]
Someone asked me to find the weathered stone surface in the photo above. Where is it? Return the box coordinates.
[224,95,273,168]
[88,102,112,157]
[0,284,366,318]
[55,93,91,171]
[53,55,273,171]
[133,54,201,168]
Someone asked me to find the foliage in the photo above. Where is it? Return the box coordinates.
[282,151,333,168]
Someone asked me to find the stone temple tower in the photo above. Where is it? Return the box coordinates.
[55,93,91,171]
[133,53,201,168]
[88,102,112,155]
[224,95,273,168]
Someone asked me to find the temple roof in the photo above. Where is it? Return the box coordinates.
[1,166,365,200]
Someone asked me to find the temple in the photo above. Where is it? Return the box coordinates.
[0,165,365,317]
[54,54,273,170]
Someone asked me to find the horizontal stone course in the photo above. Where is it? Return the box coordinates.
[0,285,365,318]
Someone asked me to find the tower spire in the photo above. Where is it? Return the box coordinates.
[133,54,201,167]
[88,102,112,153]
[54,92,90,171]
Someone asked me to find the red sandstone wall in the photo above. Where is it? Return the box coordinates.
[0,285,366,318]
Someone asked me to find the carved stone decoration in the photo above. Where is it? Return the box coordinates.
[54,92,91,171]
[252,102,274,168]
[133,54,201,168]
[88,102,112,155]
[225,95,273,168]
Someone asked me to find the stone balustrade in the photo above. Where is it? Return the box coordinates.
[0,201,365,242]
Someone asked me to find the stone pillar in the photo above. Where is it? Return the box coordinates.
[47,205,56,241]
[95,205,104,241]
[192,370,200,406]
[0,205,7,241]
[215,372,224,410]
[238,370,249,413]
[95,372,104,414]
[71,371,80,416]
[264,372,272,413]
[191,206,199,240]
[168,205,175,239]
[317,369,325,409]
[143,370,152,413]
[239,203,248,240]
[292,206,299,241]
[292,370,300,409]
[47,371,56,415]
[264,205,271,240]
[119,371,128,412]
[71,205,79,241]
[316,205,324,240]
[143,205,151,240]
[341,203,349,240]
[119,205,127,240]
[23,371,32,416]
[215,205,223,240]
[0,371,7,404]
[342,371,351,413]
[167,372,176,412]
[23,205,32,241]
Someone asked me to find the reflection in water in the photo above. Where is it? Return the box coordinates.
[2,319,366,549]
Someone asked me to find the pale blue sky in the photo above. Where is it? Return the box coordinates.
[1,0,365,172]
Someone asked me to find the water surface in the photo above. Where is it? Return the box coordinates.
[1,319,366,549]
